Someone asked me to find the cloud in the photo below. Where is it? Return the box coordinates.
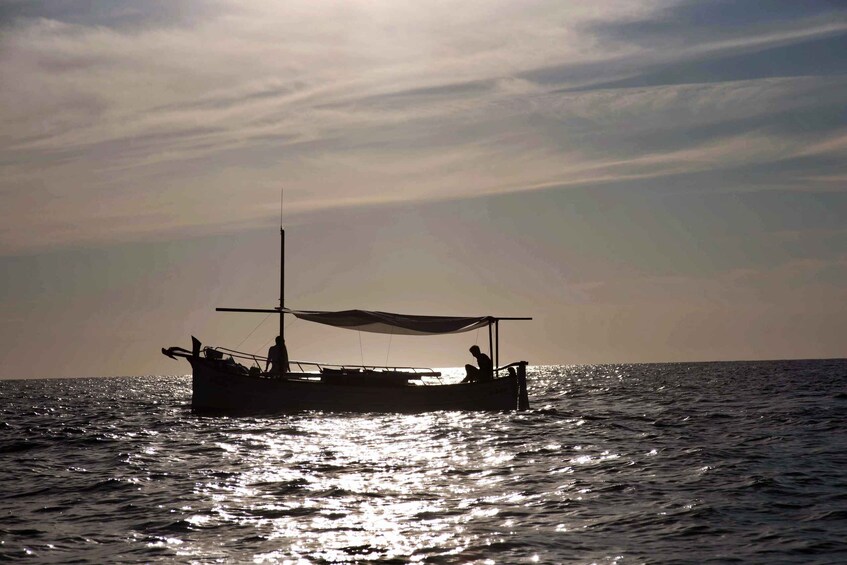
[1,1,846,255]
[573,254,847,306]
[0,0,222,30]
[589,0,846,48]
[565,28,847,92]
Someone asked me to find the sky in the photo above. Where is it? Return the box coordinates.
[1,0,846,378]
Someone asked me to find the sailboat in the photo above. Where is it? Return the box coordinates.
[162,227,531,413]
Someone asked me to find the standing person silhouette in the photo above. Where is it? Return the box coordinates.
[462,345,493,383]
[265,336,290,376]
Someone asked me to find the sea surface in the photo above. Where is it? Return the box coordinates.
[1,360,846,564]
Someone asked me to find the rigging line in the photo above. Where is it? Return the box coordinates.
[384,326,394,367]
[358,331,365,367]
[234,313,272,351]
[255,336,275,356]
[254,316,297,356]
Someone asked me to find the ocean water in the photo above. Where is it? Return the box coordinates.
[1,360,846,564]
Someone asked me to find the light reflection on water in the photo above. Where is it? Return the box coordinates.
[174,409,547,562]
[2,360,847,563]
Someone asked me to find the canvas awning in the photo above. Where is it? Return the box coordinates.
[216,306,530,335]
[283,309,491,335]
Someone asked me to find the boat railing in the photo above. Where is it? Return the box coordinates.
[494,361,527,374]
[210,346,442,377]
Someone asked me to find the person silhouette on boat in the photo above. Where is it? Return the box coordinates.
[265,336,290,376]
[462,345,493,383]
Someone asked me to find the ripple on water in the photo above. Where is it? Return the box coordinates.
[1,362,846,563]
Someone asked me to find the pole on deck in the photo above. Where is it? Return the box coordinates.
[495,320,499,373]
[487,320,493,375]
[517,361,530,410]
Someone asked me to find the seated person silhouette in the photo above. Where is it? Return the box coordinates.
[462,345,493,383]
[265,336,290,376]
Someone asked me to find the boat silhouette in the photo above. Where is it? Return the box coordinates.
[163,227,531,413]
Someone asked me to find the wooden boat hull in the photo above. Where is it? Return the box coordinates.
[190,358,521,413]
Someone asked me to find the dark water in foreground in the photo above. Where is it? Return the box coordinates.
[1,360,846,564]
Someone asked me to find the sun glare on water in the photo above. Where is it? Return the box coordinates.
[167,409,523,561]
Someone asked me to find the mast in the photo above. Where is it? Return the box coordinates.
[279,226,285,340]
